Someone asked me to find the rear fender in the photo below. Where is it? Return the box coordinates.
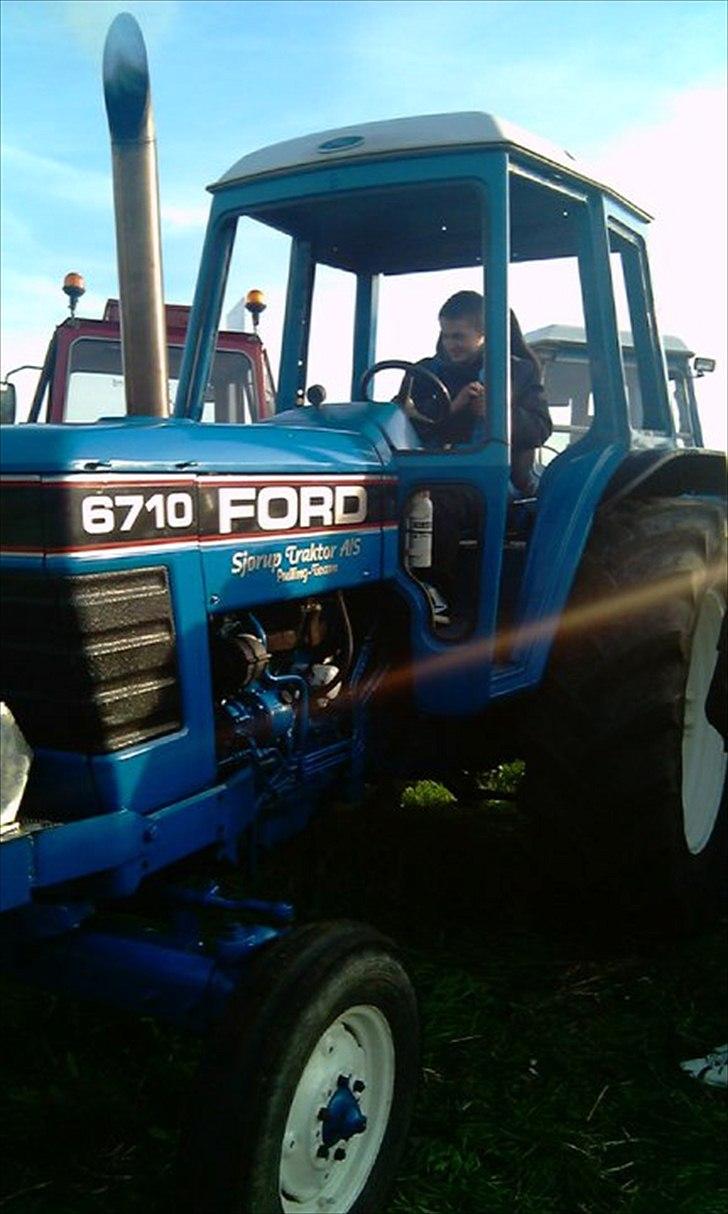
[494,446,726,698]
[600,448,727,509]
[493,441,625,696]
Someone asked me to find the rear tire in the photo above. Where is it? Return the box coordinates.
[522,496,727,931]
[177,921,418,1214]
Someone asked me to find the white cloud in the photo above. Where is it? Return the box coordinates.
[161,203,209,232]
[1,144,208,239]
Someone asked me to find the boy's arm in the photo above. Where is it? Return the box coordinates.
[511,361,552,450]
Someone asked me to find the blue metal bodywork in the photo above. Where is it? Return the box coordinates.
[0,402,636,918]
[0,416,390,915]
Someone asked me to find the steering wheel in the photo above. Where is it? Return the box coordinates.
[359,360,452,426]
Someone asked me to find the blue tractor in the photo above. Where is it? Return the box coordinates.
[1,15,725,1213]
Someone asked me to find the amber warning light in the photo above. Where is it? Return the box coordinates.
[245,288,266,331]
[63,272,86,318]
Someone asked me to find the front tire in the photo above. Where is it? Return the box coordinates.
[522,496,727,930]
[178,921,419,1214]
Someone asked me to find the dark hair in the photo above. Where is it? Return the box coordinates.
[438,291,542,380]
[438,291,484,332]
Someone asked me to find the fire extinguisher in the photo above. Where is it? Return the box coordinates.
[405,490,433,571]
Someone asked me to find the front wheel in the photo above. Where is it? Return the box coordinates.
[178,921,419,1214]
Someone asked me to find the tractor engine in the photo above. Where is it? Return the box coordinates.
[211,592,354,764]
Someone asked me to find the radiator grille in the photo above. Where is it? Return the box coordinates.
[1,567,182,753]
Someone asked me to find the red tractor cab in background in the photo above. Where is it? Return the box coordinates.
[2,275,275,426]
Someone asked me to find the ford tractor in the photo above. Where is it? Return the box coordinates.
[0,14,725,1214]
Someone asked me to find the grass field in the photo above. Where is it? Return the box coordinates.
[1,773,726,1213]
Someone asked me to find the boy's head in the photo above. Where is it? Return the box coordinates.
[438,291,484,364]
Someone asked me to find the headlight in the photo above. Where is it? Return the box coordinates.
[0,703,33,834]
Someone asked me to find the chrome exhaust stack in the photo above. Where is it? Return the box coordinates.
[103,12,169,416]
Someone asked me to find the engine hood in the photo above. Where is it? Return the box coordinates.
[0,417,386,478]
[0,419,397,566]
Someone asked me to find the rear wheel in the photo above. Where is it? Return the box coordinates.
[522,496,727,930]
[178,921,419,1214]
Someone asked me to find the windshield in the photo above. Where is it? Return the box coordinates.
[65,338,258,423]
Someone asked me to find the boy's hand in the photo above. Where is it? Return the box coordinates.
[451,381,485,416]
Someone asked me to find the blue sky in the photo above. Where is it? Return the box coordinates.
[1,0,726,441]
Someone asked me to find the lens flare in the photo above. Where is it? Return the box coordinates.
[362,556,726,703]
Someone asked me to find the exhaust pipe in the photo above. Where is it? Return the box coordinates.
[103,12,169,416]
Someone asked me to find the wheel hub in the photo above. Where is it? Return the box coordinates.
[318,1075,367,1150]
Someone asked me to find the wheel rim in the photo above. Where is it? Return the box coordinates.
[682,588,727,855]
[279,1004,395,1213]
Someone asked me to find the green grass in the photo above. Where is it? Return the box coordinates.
[393,932,728,1214]
[0,775,726,1213]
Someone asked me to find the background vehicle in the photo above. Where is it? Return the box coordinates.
[0,14,724,1214]
[526,322,715,457]
[0,278,274,425]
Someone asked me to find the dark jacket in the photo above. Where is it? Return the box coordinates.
[409,347,552,451]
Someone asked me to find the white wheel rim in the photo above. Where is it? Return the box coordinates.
[279,1004,395,1213]
[682,588,727,854]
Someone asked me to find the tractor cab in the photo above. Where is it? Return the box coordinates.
[177,112,683,708]
[41,298,274,425]
[3,279,275,426]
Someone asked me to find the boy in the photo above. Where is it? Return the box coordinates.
[406,290,552,480]
[406,292,552,620]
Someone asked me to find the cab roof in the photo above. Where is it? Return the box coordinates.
[526,324,693,357]
[212,111,649,219]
